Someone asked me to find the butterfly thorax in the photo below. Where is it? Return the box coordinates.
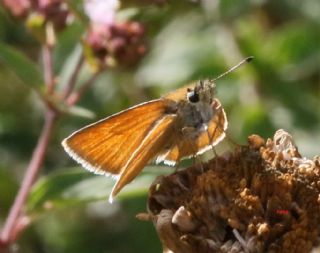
[175,80,217,138]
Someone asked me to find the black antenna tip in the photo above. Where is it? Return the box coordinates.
[246,56,254,63]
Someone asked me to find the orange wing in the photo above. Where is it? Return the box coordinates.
[62,99,171,177]
[109,114,176,202]
[156,99,227,165]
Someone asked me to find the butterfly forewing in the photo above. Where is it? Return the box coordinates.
[62,99,171,176]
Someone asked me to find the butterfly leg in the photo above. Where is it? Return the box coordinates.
[181,126,204,172]
[206,126,220,169]
[225,133,239,148]
[216,122,238,148]
[211,100,238,149]
[174,159,181,172]
[206,126,219,157]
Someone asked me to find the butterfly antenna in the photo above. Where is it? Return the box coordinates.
[212,56,254,82]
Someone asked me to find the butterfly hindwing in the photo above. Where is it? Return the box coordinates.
[110,114,176,201]
[156,99,227,165]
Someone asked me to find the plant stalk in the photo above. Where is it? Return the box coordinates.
[0,110,57,246]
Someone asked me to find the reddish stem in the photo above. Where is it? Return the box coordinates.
[43,44,55,94]
[0,110,57,246]
[62,54,85,99]
[66,71,101,105]
[0,39,58,249]
[0,36,98,250]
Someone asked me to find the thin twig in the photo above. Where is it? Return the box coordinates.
[0,110,57,245]
[62,53,85,99]
[66,70,101,105]
[42,44,55,94]
[0,29,99,249]
[0,27,59,247]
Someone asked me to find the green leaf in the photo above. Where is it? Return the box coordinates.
[0,169,19,213]
[57,44,83,91]
[27,167,95,212]
[66,105,96,119]
[0,42,43,90]
[117,8,140,22]
[27,166,172,213]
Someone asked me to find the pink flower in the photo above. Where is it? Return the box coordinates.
[84,0,120,26]
[2,0,30,17]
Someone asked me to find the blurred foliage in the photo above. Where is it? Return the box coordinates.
[0,0,319,252]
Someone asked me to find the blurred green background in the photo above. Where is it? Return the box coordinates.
[0,0,319,252]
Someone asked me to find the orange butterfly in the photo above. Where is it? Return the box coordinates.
[62,57,252,202]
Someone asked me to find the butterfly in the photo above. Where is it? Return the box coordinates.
[62,57,253,203]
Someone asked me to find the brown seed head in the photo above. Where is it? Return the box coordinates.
[146,129,320,253]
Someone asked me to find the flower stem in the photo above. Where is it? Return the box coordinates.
[0,110,57,246]
[66,70,101,105]
[62,53,84,99]
[42,44,55,94]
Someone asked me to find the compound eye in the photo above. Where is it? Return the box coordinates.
[187,89,199,103]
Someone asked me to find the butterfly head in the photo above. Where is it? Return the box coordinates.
[187,80,216,105]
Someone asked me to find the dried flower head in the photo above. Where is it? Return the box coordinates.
[145,130,320,253]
